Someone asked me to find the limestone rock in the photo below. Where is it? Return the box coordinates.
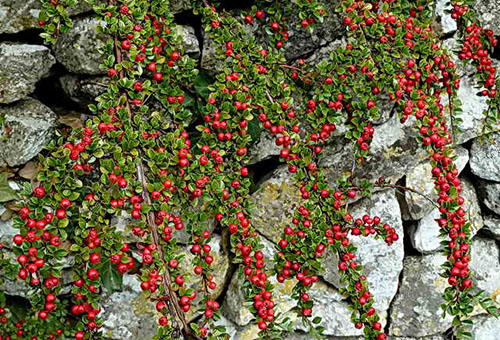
[409,178,483,254]
[477,180,500,215]
[53,17,108,75]
[177,25,200,60]
[323,190,404,314]
[469,236,500,296]
[389,253,452,337]
[0,0,91,34]
[445,76,489,144]
[435,0,457,34]
[468,315,500,340]
[59,74,108,107]
[250,166,300,242]
[101,275,157,340]
[474,0,500,31]
[405,146,469,220]
[0,205,16,246]
[0,43,55,104]
[248,130,280,165]
[284,0,343,60]
[320,115,426,185]
[470,132,500,181]
[0,98,57,167]
[483,215,500,240]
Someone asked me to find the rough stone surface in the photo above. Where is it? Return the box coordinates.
[178,25,200,59]
[59,74,108,107]
[389,253,452,337]
[101,275,157,340]
[468,315,500,340]
[320,115,426,185]
[405,146,469,220]
[323,190,404,315]
[474,0,500,31]
[0,0,91,34]
[0,204,16,246]
[409,178,483,254]
[435,0,457,34]
[0,43,55,104]
[0,98,57,167]
[53,17,108,75]
[443,76,489,144]
[477,180,500,215]
[469,236,500,296]
[248,130,280,164]
[483,214,500,240]
[284,0,343,60]
[470,132,500,181]
[250,166,301,242]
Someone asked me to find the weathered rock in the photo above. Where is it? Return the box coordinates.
[223,271,364,337]
[284,0,343,60]
[248,130,280,165]
[409,178,483,254]
[286,335,446,340]
[0,98,57,167]
[250,166,300,242]
[53,17,108,75]
[320,115,426,185]
[470,132,500,181]
[467,315,500,340]
[59,74,108,107]
[405,146,469,220]
[323,190,404,314]
[389,253,452,337]
[451,85,488,144]
[482,215,500,240]
[477,180,500,215]
[0,43,55,104]
[469,236,500,296]
[0,205,16,246]
[474,0,500,31]
[435,0,457,34]
[177,25,200,59]
[101,275,157,340]
[0,0,91,34]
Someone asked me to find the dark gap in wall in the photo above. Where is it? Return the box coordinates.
[402,220,421,256]
[33,63,82,112]
[0,28,44,45]
[174,10,204,68]
[248,155,281,193]
[383,262,404,335]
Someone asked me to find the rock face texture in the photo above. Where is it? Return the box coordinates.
[0,98,57,167]
[2,1,500,340]
[0,43,55,103]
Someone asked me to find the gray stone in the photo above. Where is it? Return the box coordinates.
[445,76,489,144]
[0,98,57,167]
[389,253,452,337]
[468,315,500,340]
[405,146,469,220]
[59,74,108,107]
[0,0,91,34]
[323,190,404,314]
[177,25,200,60]
[0,43,55,104]
[248,130,280,164]
[470,132,500,182]
[410,178,483,254]
[474,0,500,31]
[101,275,157,340]
[470,236,500,296]
[249,166,301,242]
[477,180,500,215]
[320,115,427,185]
[53,17,108,75]
[284,0,343,60]
[483,215,500,240]
[435,0,457,34]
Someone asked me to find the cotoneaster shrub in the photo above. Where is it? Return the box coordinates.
[0,0,499,339]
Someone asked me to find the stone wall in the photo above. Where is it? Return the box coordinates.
[1,1,500,339]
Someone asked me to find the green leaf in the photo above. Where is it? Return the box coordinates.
[0,172,19,203]
[101,259,123,292]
